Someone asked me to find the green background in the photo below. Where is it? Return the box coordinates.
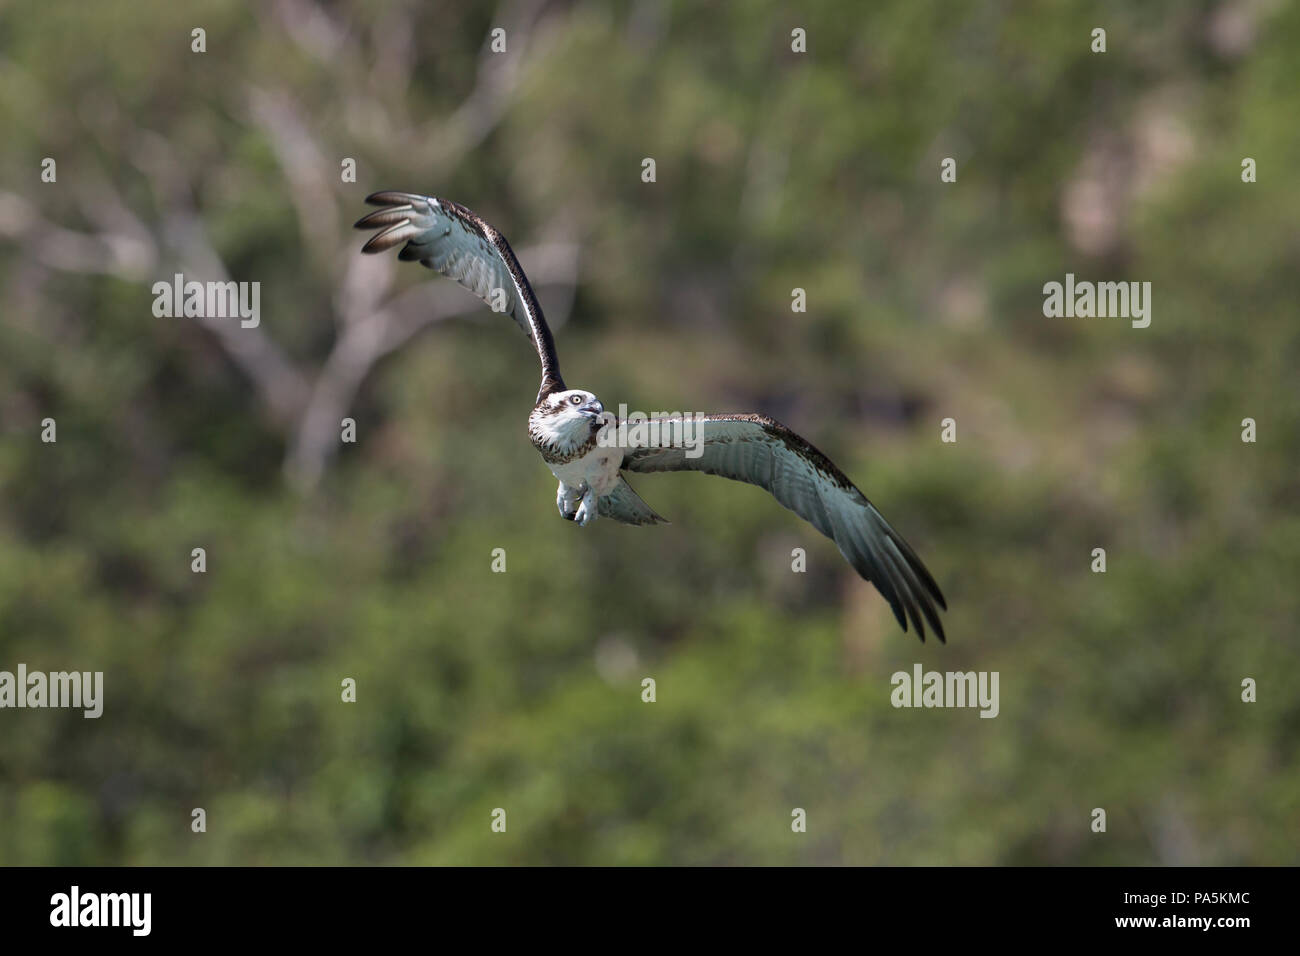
[0,0,1296,864]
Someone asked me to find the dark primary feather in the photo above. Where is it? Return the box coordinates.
[620,414,947,641]
[355,191,565,402]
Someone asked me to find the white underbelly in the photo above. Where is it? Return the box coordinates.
[549,446,621,495]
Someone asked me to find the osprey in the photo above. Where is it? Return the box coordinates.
[356,192,948,642]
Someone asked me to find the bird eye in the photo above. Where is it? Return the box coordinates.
[570,395,583,405]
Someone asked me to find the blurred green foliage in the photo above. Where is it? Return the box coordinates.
[0,0,1297,864]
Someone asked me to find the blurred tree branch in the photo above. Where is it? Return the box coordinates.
[284,240,578,491]
[0,0,578,491]
[0,170,577,490]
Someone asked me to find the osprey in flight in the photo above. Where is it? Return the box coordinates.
[356,192,947,642]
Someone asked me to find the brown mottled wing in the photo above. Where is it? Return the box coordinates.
[620,414,947,642]
[355,191,564,402]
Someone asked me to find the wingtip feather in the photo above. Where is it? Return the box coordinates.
[354,206,414,230]
[359,220,419,254]
[364,190,426,207]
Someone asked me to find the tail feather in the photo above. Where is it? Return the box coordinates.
[598,476,669,526]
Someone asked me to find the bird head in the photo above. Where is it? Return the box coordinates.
[528,389,607,453]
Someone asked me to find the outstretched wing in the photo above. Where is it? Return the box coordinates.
[355,191,565,402]
[620,414,947,642]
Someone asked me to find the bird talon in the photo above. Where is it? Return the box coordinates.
[574,496,598,526]
[557,484,581,519]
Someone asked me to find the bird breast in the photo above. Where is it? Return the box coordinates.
[546,444,622,497]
